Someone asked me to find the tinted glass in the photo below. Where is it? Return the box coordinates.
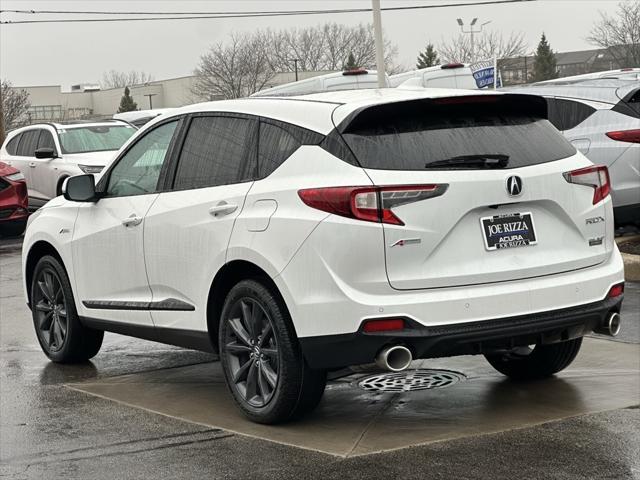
[59,125,136,154]
[16,130,41,157]
[341,97,576,170]
[547,98,597,131]
[173,116,254,190]
[258,122,301,177]
[37,130,57,152]
[5,134,21,155]
[106,121,178,197]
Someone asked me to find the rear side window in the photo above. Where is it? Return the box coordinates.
[257,120,322,177]
[547,98,597,131]
[340,96,576,170]
[173,116,255,190]
[16,130,41,157]
[612,88,640,118]
[5,134,21,155]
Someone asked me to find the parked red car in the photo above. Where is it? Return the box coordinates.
[0,161,29,237]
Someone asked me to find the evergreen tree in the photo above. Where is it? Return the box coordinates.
[532,33,558,82]
[344,52,358,69]
[416,44,439,69]
[118,86,138,113]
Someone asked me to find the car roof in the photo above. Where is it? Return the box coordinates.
[9,119,131,134]
[165,87,504,134]
[502,79,639,105]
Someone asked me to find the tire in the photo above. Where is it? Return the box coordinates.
[485,337,583,380]
[0,219,26,238]
[31,255,104,363]
[219,279,326,424]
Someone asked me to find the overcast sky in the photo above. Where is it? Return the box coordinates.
[0,0,623,88]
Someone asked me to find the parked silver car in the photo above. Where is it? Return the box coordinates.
[504,78,639,225]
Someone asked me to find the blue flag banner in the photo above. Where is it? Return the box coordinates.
[470,60,502,89]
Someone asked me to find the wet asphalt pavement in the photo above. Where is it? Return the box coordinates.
[1,235,639,479]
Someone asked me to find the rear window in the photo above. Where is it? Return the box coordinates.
[5,134,21,155]
[340,95,576,170]
[59,125,136,154]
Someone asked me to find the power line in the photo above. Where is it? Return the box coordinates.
[0,0,535,24]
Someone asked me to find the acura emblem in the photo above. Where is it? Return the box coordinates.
[506,176,523,196]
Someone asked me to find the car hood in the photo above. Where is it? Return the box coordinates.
[0,161,20,177]
[65,150,118,167]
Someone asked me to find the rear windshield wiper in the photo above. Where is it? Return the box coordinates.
[425,154,510,169]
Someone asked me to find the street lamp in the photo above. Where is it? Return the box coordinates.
[290,58,300,81]
[456,18,491,61]
[143,93,157,110]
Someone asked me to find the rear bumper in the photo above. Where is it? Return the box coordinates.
[300,295,623,370]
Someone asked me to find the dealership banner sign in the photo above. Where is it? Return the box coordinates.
[470,59,501,89]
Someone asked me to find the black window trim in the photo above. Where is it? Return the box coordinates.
[162,111,259,193]
[96,115,186,199]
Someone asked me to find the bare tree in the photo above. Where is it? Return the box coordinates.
[101,70,154,89]
[262,23,398,73]
[438,31,528,66]
[193,33,276,100]
[1,80,30,138]
[587,1,640,67]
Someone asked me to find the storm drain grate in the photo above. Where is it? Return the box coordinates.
[358,369,466,393]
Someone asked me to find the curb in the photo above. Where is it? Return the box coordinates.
[616,235,640,282]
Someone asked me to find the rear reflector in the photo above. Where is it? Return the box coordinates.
[298,184,448,225]
[563,165,611,204]
[608,283,624,298]
[362,318,405,333]
[605,129,640,143]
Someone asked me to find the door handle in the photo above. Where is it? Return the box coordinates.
[209,202,238,217]
[122,214,143,227]
[29,162,36,168]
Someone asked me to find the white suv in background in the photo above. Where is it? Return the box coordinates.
[22,89,625,424]
[0,120,136,208]
[504,79,640,225]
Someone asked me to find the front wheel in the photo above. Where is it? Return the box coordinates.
[485,338,583,380]
[31,255,104,363]
[219,279,326,424]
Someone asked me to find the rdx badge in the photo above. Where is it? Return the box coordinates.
[586,216,605,225]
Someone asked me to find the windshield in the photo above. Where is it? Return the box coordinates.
[58,125,136,154]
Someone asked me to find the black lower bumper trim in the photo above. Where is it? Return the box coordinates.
[299,296,623,370]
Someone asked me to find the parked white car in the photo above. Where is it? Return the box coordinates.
[23,88,625,423]
[503,78,640,225]
[0,120,136,208]
[390,63,478,89]
[252,69,389,96]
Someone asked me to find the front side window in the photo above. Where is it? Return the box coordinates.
[106,121,178,197]
[59,125,136,154]
[37,130,57,153]
[173,116,255,190]
[16,130,41,157]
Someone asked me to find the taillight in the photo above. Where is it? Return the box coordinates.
[563,165,611,205]
[298,184,448,225]
[605,129,640,143]
[608,283,624,298]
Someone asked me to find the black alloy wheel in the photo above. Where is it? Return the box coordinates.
[223,297,280,407]
[33,266,68,352]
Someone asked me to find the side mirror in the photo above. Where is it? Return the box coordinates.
[63,174,97,202]
[35,147,57,159]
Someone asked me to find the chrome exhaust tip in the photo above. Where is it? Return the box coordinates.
[375,345,413,372]
[595,312,621,337]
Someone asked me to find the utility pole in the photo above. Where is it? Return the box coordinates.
[456,18,491,62]
[144,93,157,110]
[291,59,300,81]
[371,0,386,88]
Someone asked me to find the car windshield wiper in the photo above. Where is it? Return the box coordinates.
[425,154,510,170]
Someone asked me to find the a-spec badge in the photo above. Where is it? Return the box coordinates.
[390,238,422,247]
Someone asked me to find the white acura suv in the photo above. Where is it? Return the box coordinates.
[22,89,625,423]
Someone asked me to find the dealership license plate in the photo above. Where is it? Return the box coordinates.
[480,212,537,251]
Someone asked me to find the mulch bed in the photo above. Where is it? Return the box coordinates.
[619,239,640,256]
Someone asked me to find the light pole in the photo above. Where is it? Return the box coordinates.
[372,0,386,88]
[291,58,300,81]
[144,93,157,110]
[456,18,491,61]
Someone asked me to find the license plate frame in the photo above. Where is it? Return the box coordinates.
[480,212,537,251]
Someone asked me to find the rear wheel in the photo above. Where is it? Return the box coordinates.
[485,338,582,380]
[31,255,103,363]
[219,279,326,424]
